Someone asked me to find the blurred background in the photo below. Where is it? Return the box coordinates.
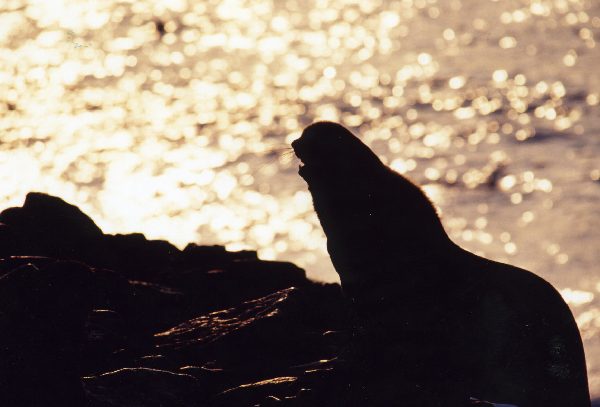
[0,0,599,396]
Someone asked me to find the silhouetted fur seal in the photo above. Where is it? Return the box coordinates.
[292,121,590,406]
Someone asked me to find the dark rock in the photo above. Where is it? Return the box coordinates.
[84,368,202,407]
[155,286,345,374]
[0,193,313,309]
[179,244,258,267]
[162,259,310,313]
[0,192,103,259]
[0,222,17,257]
[0,255,56,278]
[0,194,350,406]
[0,260,95,406]
[84,309,127,367]
[149,285,348,404]
[213,376,300,406]
[99,233,179,281]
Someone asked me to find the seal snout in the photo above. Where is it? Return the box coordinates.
[292,121,341,164]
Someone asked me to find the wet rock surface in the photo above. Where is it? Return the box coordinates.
[0,193,351,406]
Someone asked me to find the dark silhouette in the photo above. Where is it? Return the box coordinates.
[292,121,591,406]
[0,179,591,404]
[0,193,349,406]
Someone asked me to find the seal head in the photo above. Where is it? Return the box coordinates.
[292,121,450,296]
[292,121,383,185]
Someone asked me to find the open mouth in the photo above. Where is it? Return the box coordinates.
[298,161,307,177]
[293,147,307,176]
[291,140,311,178]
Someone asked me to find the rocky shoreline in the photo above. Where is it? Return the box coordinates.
[4,193,549,406]
[0,193,353,406]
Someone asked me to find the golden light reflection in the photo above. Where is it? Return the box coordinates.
[561,289,595,306]
[1,3,599,380]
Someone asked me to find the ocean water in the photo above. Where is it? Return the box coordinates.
[1,0,599,396]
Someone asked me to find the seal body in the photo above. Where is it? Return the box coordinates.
[292,121,590,406]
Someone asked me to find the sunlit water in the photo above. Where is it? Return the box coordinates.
[1,0,599,396]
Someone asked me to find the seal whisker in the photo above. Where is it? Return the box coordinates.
[264,146,293,154]
[261,147,297,165]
